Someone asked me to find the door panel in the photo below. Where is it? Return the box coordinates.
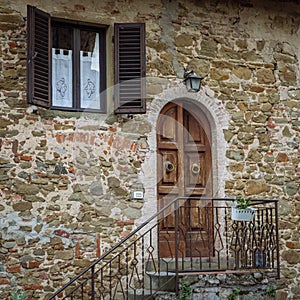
[184,112,206,145]
[184,152,207,194]
[157,149,179,194]
[157,101,213,258]
[159,105,178,142]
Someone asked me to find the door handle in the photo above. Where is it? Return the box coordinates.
[191,163,200,175]
[165,161,175,173]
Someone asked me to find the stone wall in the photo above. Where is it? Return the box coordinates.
[183,273,277,300]
[0,0,299,299]
[148,273,277,300]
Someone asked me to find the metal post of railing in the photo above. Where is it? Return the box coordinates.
[91,265,95,300]
[126,249,129,300]
[141,236,145,299]
[275,200,280,279]
[174,199,179,296]
[109,261,113,299]
[224,205,230,269]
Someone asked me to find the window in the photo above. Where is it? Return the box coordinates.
[51,23,105,111]
[27,6,146,114]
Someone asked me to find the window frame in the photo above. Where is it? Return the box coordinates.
[51,19,107,112]
[27,5,108,113]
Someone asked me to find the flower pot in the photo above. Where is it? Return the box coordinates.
[231,206,255,221]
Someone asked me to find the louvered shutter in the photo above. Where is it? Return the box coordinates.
[114,23,146,114]
[27,5,51,108]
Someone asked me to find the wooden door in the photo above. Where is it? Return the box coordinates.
[157,101,213,258]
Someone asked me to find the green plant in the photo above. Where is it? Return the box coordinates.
[235,195,252,209]
[11,291,27,300]
[227,288,240,300]
[266,285,276,298]
[179,281,192,300]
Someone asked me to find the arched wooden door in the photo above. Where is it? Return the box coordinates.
[157,101,213,258]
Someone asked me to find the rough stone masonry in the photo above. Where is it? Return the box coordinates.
[0,0,299,299]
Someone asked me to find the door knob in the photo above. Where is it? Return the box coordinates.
[165,161,175,173]
[191,163,200,175]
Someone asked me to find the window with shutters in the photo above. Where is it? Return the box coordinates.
[27,6,146,114]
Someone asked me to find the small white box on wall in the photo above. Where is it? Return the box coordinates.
[131,190,144,200]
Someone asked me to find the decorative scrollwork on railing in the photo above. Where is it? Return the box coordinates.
[48,198,279,300]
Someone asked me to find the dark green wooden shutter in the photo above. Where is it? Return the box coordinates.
[27,5,51,108]
[114,23,146,114]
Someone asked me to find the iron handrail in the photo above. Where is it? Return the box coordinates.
[48,197,279,299]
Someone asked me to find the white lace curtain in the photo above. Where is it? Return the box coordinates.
[52,49,73,108]
[80,33,100,109]
[51,33,100,109]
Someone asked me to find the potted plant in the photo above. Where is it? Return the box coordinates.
[12,291,27,300]
[231,195,255,221]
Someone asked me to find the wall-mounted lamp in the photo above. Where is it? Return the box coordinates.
[183,68,203,92]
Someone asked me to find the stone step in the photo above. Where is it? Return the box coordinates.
[127,270,176,299]
[127,258,236,299]
[128,288,177,300]
[145,271,176,291]
[145,257,235,273]
[128,288,154,300]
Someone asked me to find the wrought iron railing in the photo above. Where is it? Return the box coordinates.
[48,198,279,299]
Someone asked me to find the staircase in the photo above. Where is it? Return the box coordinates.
[128,261,177,300]
[48,197,279,300]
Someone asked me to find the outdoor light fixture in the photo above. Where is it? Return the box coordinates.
[183,68,203,92]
